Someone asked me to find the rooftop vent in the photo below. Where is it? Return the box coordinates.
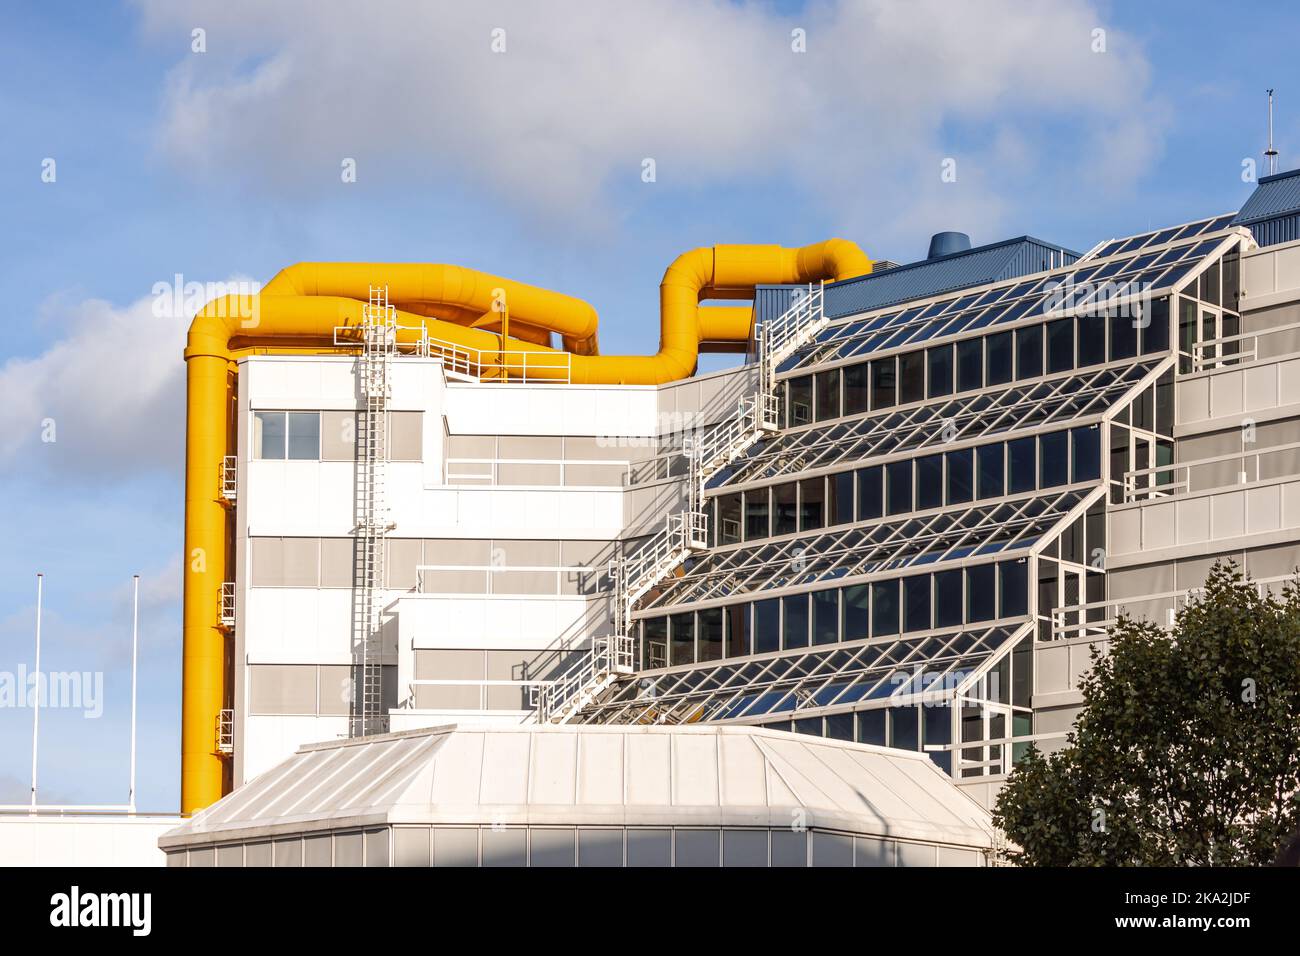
[927,231,972,259]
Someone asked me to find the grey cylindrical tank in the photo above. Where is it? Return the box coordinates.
[927,231,972,259]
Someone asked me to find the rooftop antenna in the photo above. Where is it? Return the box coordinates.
[1265,89,1279,177]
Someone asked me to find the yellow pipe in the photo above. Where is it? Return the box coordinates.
[180,239,869,812]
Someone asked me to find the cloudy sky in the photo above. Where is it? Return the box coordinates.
[1,0,1295,810]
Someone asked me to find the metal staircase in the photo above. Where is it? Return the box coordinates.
[534,282,827,724]
[350,287,397,737]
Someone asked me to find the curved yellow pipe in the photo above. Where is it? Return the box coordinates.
[180,239,869,812]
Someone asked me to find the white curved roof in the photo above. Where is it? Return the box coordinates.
[162,724,994,850]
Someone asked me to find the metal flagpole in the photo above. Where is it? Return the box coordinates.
[129,574,140,812]
[30,573,43,810]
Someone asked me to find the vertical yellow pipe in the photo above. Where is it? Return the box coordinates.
[181,353,230,814]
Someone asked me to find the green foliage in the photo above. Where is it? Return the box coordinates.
[993,560,1300,866]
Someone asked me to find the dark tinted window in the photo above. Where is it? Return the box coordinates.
[986,331,1013,385]
[1071,426,1101,482]
[1016,324,1043,379]
[812,590,838,645]
[1077,315,1105,366]
[842,585,870,640]
[870,358,896,409]
[966,564,996,622]
[799,477,824,531]
[1142,297,1170,354]
[856,466,883,520]
[773,483,797,535]
[843,363,869,415]
[899,351,926,404]
[957,338,983,391]
[783,594,809,649]
[753,599,780,653]
[927,345,954,398]
[1039,430,1069,488]
[934,569,963,627]
[832,471,854,525]
[815,369,840,421]
[886,460,912,514]
[976,444,1004,499]
[903,575,931,632]
[946,447,973,504]
[872,579,899,636]
[745,488,769,539]
[1046,319,1074,373]
[916,454,943,510]
[1109,311,1138,360]
[1000,560,1028,617]
[1007,436,1037,494]
[788,376,812,425]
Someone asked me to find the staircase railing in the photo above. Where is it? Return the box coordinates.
[533,281,825,723]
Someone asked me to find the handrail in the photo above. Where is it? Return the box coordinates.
[427,335,573,384]
[219,455,237,503]
[444,457,633,487]
[1189,317,1300,372]
[414,563,602,597]
[1121,439,1300,502]
[215,708,234,756]
[1047,572,1297,641]
[218,582,235,628]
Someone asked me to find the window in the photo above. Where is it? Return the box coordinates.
[716,494,742,545]
[783,594,809,648]
[871,580,899,636]
[903,575,931,632]
[966,564,996,622]
[1077,316,1105,367]
[986,331,1013,385]
[1007,436,1037,494]
[754,599,780,653]
[870,358,896,409]
[976,444,1004,499]
[788,377,812,426]
[857,709,886,746]
[815,369,840,421]
[744,489,770,540]
[957,338,983,391]
[726,604,749,657]
[842,585,870,640]
[927,345,954,398]
[899,351,926,404]
[916,454,943,510]
[1109,311,1137,360]
[856,466,883,520]
[1039,430,1069,488]
[698,608,723,662]
[1071,426,1101,482]
[831,472,854,525]
[1015,324,1043,379]
[643,618,668,669]
[934,569,963,627]
[773,483,797,535]
[286,412,320,460]
[799,478,825,531]
[1046,318,1074,373]
[945,447,973,504]
[812,590,839,645]
[886,460,912,514]
[1142,297,1170,354]
[670,613,695,665]
[843,364,869,415]
[889,707,919,750]
[1000,560,1028,617]
[254,411,286,460]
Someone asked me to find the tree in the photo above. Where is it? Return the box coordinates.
[993,560,1300,866]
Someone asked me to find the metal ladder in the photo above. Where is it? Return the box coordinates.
[350,286,396,737]
[534,282,825,724]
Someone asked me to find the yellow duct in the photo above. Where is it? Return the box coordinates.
[180,239,870,813]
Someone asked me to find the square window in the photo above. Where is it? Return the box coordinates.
[255,411,287,460]
[287,412,320,460]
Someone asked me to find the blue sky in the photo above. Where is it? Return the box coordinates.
[1,0,1296,811]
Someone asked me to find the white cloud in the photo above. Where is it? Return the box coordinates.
[0,289,194,480]
[133,0,1167,235]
